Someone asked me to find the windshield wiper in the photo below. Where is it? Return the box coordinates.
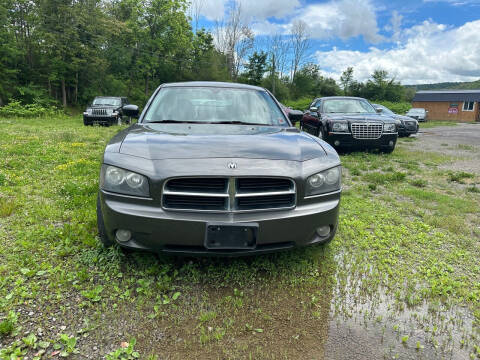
[214,121,271,126]
[146,120,201,124]
[146,120,271,126]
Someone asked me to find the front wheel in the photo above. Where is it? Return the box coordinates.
[381,146,395,154]
[317,126,324,139]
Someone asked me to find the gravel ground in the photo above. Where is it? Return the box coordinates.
[408,123,480,174]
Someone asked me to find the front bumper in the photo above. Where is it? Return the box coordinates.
[324,132,397,149]
[398,123,418,135]
[99,190,340,256]
[83,115,118,125]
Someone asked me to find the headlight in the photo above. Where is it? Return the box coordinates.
[86,109,92,115]
[112,111,119,117]
[305,166,341,197]
[100,165,149,197]
[106,108,113,115]
[332,122,349,132]
[383,123,396,132]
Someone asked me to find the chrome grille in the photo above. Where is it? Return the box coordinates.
[162,177,296,212]
[92,108,108,116]
[351,123,383,139]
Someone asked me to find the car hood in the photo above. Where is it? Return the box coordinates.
[324,113,396,123]
[111,123,327,161]
[88,105,119,109]
[393,114,418,123]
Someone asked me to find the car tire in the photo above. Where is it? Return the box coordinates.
[317,126,324,139]
[381,146,395,154]
[97,194,114,247]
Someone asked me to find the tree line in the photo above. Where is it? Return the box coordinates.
[0,0,413,109]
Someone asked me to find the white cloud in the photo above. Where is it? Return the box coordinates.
[315,20,480,84]
[239,0,301,20]
[192,0,300,22]
[198,0,383,43]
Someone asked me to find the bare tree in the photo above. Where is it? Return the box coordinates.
[214,1,254,80]
[290,19,310,81]
[188,0,205,33]
[268,33,290,78]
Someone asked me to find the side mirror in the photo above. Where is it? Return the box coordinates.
[123,104,139,118]
[375,107,383,113]
[288,110,304,124]
[309,107,318,112]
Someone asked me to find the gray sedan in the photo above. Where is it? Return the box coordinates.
[97,82,341,256]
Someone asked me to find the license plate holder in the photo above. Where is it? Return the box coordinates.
[205,223,258,250]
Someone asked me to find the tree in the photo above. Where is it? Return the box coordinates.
[340,67,354,95]
[244,51,267,85]
[215,1,254,80]
[290,19,310,82]
[0,0,18,105]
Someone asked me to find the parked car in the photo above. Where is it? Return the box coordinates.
[83,96,131,126]
[405,108,428,122]
[373,103,418,137]
[97,82,341,256]
[301,96,398,153]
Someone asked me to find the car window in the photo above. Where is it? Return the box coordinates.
[322,99,376,114]
[376,105,394,115]
[144,87,288,126]
[93,98,121,106]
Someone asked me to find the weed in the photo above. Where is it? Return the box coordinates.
[0,197,15,217]
[0,311,17,337]
[409,178,427,188]
[448,171,474,183]
[106,338,140,359]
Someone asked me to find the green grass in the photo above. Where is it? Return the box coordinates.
[0,116,479,358]
[419,121,458,128]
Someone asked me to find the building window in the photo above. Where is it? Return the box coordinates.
[463,101,475,111]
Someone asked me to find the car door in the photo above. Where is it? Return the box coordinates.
[303,99,322,135]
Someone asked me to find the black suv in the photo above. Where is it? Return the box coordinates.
[83,96,130,126]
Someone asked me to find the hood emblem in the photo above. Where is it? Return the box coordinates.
[227,162,237,169]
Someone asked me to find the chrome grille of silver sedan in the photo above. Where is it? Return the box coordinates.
[351,123,383,139]
[162,177,296,212]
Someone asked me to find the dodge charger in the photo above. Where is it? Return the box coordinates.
[97,82,342,255]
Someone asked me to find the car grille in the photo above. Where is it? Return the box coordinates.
[162,177,296,212]
[351,123,383,139]
[92,108,109,116]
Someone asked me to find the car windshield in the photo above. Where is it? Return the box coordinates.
[376,104,394,115]
[93,98,121,106]
[323,99,376,114]
[143,87,287,126]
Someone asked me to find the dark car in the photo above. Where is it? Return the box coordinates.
[83,96,131,126]
[97,82,341,256]
[301,96,398,153]
[373,103,418,137]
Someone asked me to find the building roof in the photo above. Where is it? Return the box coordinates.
[413,90,480,102]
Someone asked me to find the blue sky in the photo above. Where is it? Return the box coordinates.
[191,0,480,84]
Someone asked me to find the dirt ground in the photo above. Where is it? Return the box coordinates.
[411,123,480,174]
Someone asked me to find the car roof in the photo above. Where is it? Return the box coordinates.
[161,81,266,92]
